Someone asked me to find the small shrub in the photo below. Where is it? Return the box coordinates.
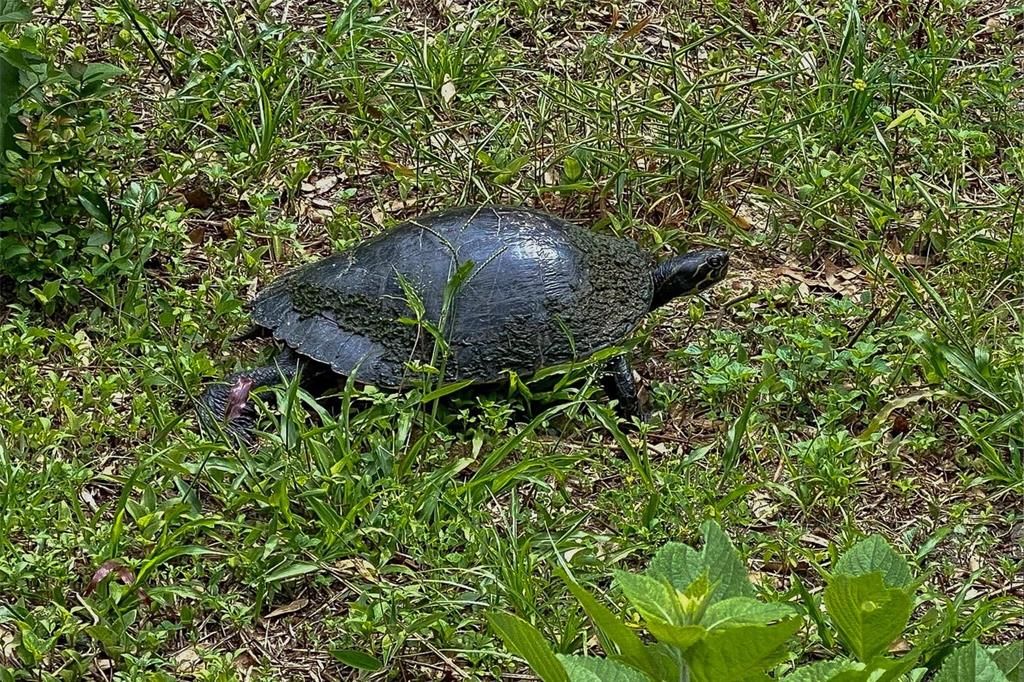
[0,2,129,306]
[489,522,1022,681]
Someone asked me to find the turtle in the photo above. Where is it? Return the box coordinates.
[198,205,728,439]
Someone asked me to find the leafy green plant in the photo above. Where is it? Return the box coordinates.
[0,0,129,305]
[489,522,1021,681]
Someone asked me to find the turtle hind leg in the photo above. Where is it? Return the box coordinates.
[600,355,649,423]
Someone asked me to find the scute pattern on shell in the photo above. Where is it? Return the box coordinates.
[247,205,655,386]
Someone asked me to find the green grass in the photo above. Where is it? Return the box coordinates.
[1,0,1022,678]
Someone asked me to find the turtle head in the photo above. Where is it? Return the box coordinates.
[650,248,729,309]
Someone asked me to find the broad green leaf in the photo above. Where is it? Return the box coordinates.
[84,624,122,656]
[701,597,796,628]
[136,545,219,584]
[563,156,583,181]
[3,242,29,259]
[871,648,924,681]
[419,379,476,403]
[831,671,880,682]
[933,642,1012,682]
[263,562,319,583]
[811,651,923,682]
[647,541,703,591]
[686,617,803,682]
[613,571,678,624]
[833,536,913,588]
[0,54,19,158]
[781,659,865,682]
[886,107,928,130]
[643,644,683,679]
[700,521,755,602]
[556,655,654,682]
[0,0,30,24]
[677,573,714,623]
[82,62,125,83]
[487,612,569,682]
[79,191,113,227]
[991,641,1023,682]
[329,649,383,671]
[793,573,835,647]
[557,570,667,678]
[823,573,913,662]
[643,617,707,650]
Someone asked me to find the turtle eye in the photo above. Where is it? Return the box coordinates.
[708,254,724,269]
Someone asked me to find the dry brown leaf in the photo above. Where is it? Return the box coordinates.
[748,571,777,590]
[620,14,653,40]
[606,4,620,34]
[800,533,830,548]
[174,646,205,673]
[728,200,770,233]
[233,652,256,673]
[385,198,417,212]
[963,586,985,600]
[1,625,15,663]
[314,175,339,193]
[383,160,416,177]
[84,559,150,605]
[80,488,98,512]
[748,491,778,524]
[182,186,213,210]
[89,659,115,676]
[888,638,911,654]
[440,76,457,105]
[730,208,753,231]
[335,557,378,582]
[438,0,466,14]
[264,597,309,620]
[903,254,932,267]
[799,51,816,77]
[823,261,864,297]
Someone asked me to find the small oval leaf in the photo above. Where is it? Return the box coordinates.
[329,649,383,671]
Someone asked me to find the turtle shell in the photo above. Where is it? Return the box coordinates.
[248,205,655,386]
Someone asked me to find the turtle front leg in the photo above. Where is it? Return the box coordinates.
[601,355,648,423]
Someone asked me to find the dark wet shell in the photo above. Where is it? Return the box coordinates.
[248,205,655,386]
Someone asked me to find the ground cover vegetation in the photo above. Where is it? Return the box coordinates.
[0,0,1021,678]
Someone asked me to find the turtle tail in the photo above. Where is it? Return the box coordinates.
[197,348,302,442]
